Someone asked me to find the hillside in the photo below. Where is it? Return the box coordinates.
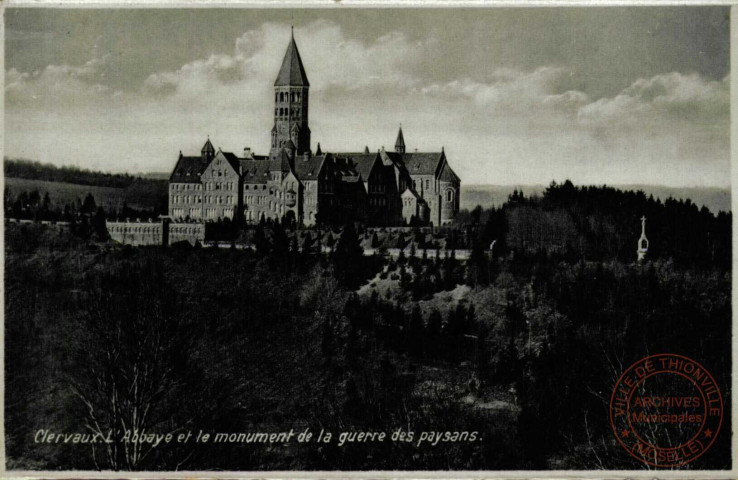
[4,177,166,214]
[462,184,731,214]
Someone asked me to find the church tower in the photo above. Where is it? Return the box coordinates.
[637,216,649,262]
[271,28,310,158]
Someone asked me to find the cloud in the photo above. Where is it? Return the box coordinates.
[5,54,121,108]
[417,67,589,113]
[578,72,729,125]
[4,21,731,188]
[140,21,421,103]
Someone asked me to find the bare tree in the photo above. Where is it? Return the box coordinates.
[68,263,200,470]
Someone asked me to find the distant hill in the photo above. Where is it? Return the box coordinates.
[4,158,168,213]
[4,159,730,215]
[4,177,166,213]
[138,172,171,180]
[462,184,731,214]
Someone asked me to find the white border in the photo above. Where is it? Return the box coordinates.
[0,1,735,479]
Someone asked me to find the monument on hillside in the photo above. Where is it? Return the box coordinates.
[637,216,649,262]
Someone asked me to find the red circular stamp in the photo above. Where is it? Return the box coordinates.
[609,353,723,468]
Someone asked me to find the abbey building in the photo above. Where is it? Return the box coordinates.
[169,32,460,227]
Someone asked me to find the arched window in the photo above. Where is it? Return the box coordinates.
[275,93,279,103]
[447,190,453,202]
[280,92,284,102]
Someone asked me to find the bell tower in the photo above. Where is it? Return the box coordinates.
[271,27,310,158]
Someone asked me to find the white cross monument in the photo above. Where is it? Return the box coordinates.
[637,216,649,262]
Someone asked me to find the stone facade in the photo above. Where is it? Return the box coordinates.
[169,33,460,227]
[107,219,204,246]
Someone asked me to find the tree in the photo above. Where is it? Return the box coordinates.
[68,263,205,470]
[427,308,443,349]
[301,232,314,254]
[333,222,364,287]
[253,223,270,254]
[92,206,109,240]
[82,193,97,215]
[371,232,380,249]
[271,222,290,256]
[466,239,490,287]
[407,304,424,356]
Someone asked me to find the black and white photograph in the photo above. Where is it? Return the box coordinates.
[3,4,733,474]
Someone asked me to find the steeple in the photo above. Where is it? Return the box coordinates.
[271,31,311,158]
[274,28,310,87]
[201,137,215,162]
[315,142,322,156]
[395,125,406,154]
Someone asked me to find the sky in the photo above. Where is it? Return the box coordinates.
[4,7,731,187]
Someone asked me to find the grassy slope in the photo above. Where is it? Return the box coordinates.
[4,177,165,212]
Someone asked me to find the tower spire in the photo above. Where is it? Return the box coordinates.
[274,30,309,87]
[395,125,406,154]
[272,32,311,157]
[201,137,215,162]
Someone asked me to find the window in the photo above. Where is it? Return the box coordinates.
[447,190,453,202]
[426,179,430,190]
[245,185,249,190]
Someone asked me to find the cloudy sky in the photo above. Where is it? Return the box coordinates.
[5,7,730,187]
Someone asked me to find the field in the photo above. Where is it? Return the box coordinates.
[4,177,166,212]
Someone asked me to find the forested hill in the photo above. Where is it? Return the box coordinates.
[4,158,165,189]
[470,180,731,269]
[462,184,731,214]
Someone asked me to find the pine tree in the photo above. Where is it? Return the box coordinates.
[253,224,270,254]
[407,304,424,356]
[333,222,364,287]
[371,232,380,249]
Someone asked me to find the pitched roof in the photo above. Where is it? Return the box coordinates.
[239,159,271,184]
[402,152,443,176]
[402,187,421,199]
[438,160,460,183]
[213,150,242,173]
[274,33,310,87]
[170,155,207,183]
[379,150,403,167]
[268,149,294,173]
[293,153,326,180]
[343,153,379,181]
